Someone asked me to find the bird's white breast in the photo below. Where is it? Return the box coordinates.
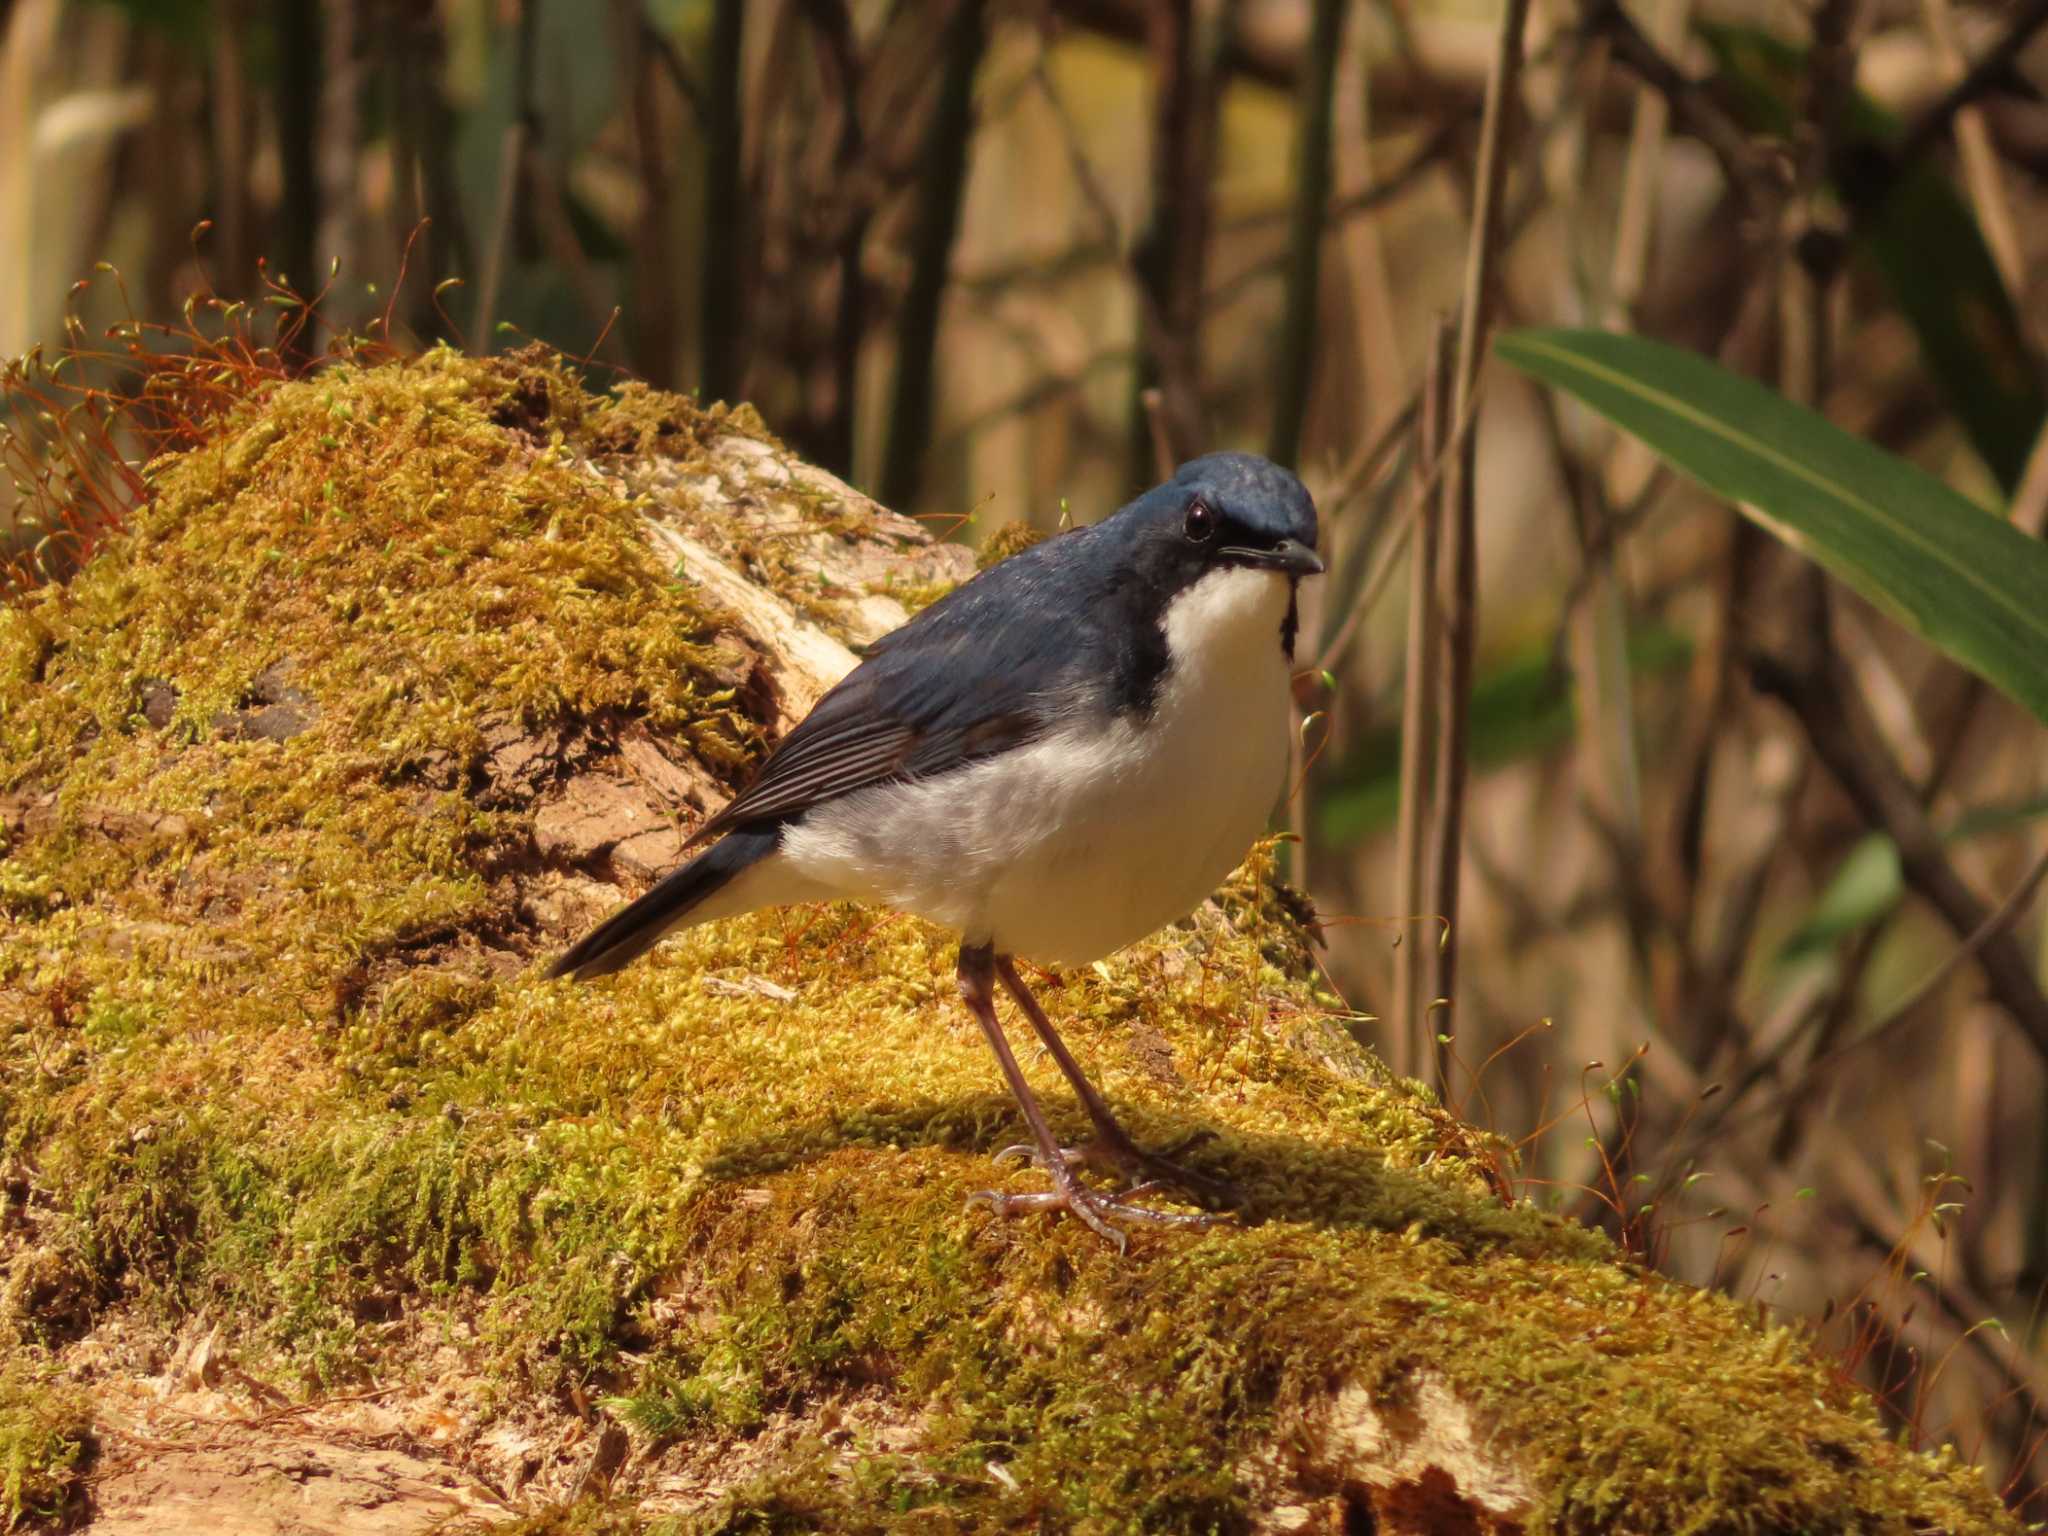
[772,564,1297,965]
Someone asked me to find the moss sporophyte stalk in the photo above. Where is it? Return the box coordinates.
[0,345,2021,1532]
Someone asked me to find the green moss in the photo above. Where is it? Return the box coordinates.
[456,1499,681,1536]
[0,1363,92,1529]
[871,577,958,618]
[869,517,1052,618]
[0,346,2021,1533]
[975,520,1049,570]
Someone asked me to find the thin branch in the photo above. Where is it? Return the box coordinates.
[1029,51,1192,477]
[1426,0,1533,1090]
[471,0,539,352]
[700,0,746,400]
[1223,114,1468,235]
[1580,0,1784,213]
[642,14,708,123]
[1393,319,1455,1077]
[1895,0,2048,171]
[929,349,1138,457]
[880,0,985,508]
[1770,844,2048,1124]
[615,0,678,385]
[1919,0,2027,298]
[1266,0,1346,469]
[796,0,868,480]
[1750,652,2048,1069]
[273,0,320,308]
[1129,0,1231,471]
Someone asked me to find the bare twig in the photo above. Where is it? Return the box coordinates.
[798,0,868,479]
[1773,845,2048,1118]
[929,350,1137,456]
[1315,364,1493,683]
[1266,0,1346,469]
[1223,115,1467,236]
[1424,0,1532,1090]
[1608,0,1694,316]
[471,0,538,351]
[408,8,473,336]
[273,0,320,307]
[1919,0,2026,299]
[2013,423,2048,540]
[642,13,708,123]
[1129,0,1231,470]
[1580,0,1783,213]
[1750,652,2048,1069]
[701,0,747,400]
[1139,388,1176,482]
[1321,393,1421,528]
[1030,50,1199,480]
[1334,21,1410,449]
[1393,320,1455,1077]
[880,0,985,508]
[614,0,678,384]
[1895,0,2048,172]
[210,0,254,291]
[315,0,364,314]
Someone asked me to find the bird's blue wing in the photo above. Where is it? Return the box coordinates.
[684,533,1095,845]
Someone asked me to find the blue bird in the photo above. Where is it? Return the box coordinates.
[550,452,1323,1245]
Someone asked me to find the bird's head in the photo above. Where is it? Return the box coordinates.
[1163,452,1322,579]
[1096,451,1323,664]
[1107,451,1323,595]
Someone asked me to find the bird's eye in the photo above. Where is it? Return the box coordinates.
[1184,499,1218,542]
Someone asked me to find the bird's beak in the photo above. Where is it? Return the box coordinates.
[1224,539,1325,578]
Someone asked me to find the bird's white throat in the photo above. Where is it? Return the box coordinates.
[1158,562,1299,678]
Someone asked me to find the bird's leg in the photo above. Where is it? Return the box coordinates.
[958,945,1222,1249]
[994,956,1244,1212]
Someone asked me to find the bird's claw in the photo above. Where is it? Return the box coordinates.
[991,1133,1242,1211]
[992,1141,1060,1167]
[967,1177,1228,1252]
[972,1125,1244,1246]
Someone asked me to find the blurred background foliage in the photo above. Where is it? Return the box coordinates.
[5,0,2048,1510]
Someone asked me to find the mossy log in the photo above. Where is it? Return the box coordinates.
[0,347,2020,1535]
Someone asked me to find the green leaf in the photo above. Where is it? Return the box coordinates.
[1777,793,2048,964]
[1948,790,2048,842]
[1780,833,1902,963]
[1495,328,2048,727]
[1698,24,2045,492]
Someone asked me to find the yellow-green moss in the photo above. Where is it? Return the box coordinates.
[865,518,1046,622]
[975,520,1050,570]
[0,347,2021,1534]
[451,1499,680,1536]
[0,1363,92,1529]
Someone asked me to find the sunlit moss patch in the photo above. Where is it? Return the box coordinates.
[0,1362,93,1529]
[0,346,2020,1534]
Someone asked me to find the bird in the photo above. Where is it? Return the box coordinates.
[549,451,1323,1247]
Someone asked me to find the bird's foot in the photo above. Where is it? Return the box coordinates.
[992,1129,1244,1212]
[967,1175,1228,1253]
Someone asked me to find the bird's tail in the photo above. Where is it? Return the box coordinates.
[547,828,780,982]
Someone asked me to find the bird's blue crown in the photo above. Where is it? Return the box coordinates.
[1166,451,1318,551]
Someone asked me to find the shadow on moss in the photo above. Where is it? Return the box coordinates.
[699,1103,1595,1260]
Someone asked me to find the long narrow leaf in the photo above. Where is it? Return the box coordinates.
[1496,328,2048,726]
